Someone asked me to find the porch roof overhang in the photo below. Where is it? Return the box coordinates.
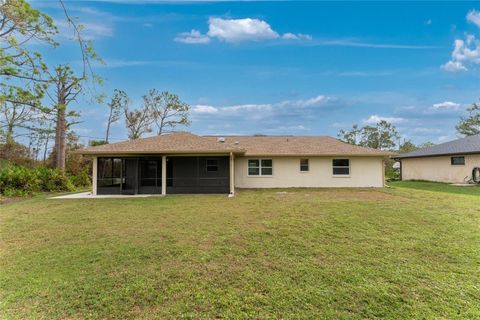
[77,132,245,156]
[79,150,244,156]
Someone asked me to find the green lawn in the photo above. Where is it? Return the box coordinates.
[389,180,480,196]
[1,187,479,319]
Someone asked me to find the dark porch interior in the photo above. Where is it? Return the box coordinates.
[97,156,230,195]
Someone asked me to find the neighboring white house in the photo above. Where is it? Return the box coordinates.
[396,134,480,184]
[79,132,393,195]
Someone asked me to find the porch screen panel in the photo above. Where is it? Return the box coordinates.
[167,156,230,194]
[97,157,122,194]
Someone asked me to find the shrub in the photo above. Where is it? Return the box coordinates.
[0,165,76,196]
[68,170,91,188]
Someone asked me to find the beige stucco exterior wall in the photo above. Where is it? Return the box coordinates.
[234,156,385,188]
[401,154,480,183]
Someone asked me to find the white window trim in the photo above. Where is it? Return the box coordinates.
[300,159,309,173]
[332,158,351,178]
[247,158,273,177]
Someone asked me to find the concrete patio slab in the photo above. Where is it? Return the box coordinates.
[49,192,162,199]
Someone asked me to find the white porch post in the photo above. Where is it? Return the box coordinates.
[92,156,97,196]
[229,152,235,196]
[161,155,167,196]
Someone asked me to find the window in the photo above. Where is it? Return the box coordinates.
[248,159,273,176]
[206,159,219,172]
[332,159,350,176]
[451,156,465,165]
[300,159,309,172]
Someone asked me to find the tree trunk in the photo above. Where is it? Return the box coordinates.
[105,108,113,143]
[55,108,66,172]
[105,121,111,143]
[43,134,49,162]
[54,90,67,173]
[5,123,14,145]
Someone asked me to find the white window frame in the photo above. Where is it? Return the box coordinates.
[247,159,273,177]
[332,158,350,177]
[300,159,309,172]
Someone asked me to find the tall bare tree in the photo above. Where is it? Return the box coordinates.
[104,89,125,143]
[456,102,480,136]
[0,99,35,144]
[143,89,190,135]
[338,120,400,150]
[124,101,153,140]
[337,124,361,146]
[45,1,102,172]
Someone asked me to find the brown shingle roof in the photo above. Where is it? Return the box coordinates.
[79,132,243,155]
[204,136,395,156]
[79,132,394,157]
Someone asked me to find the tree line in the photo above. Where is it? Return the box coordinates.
[0,0,191,176]
[337,101,480,153]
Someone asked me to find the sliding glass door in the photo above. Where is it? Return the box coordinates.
[121,158,137,195]
[138,158,162,194]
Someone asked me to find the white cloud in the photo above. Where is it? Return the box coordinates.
[467,10,480,28]
[432,101,461,110]
[363,115,404,124]
[199,95,335,117]
[442,10,480,72]
[441,60,468,72]
[207,17,278,42]
[316,39,435,49]
[192,105,219,113]
[281,33,312,41]
[175,17,311,44]
[56,20,113,40]
[442,36,480,72]
[279,95,333,108]
[174,29,211,44]
[264,125,309,133]
[223,103,273,113]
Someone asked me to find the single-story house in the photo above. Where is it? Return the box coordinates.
[395,134,480,183]
[79,132,393,195]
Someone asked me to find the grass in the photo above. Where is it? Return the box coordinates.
[1,186,479,319]
[389,180,480,196]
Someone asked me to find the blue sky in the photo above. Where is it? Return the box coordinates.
[34,1,480,145]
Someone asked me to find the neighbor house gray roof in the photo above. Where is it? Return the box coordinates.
[396,134,480,159]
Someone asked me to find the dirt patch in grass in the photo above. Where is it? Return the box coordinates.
[272,189,406,202]
[0,196,31,206]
